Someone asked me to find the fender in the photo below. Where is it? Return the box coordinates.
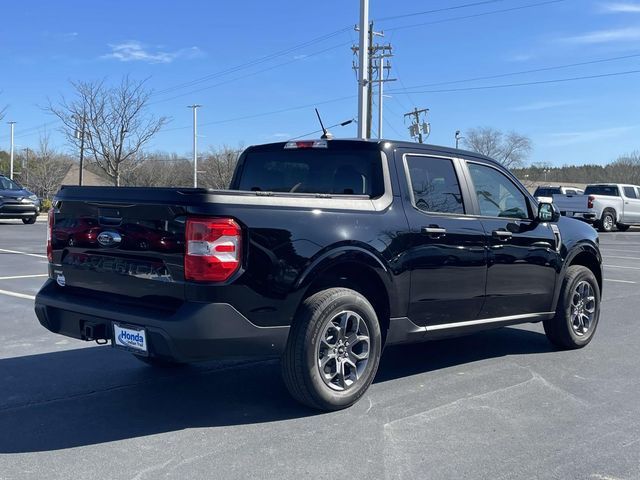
[551,241,602,311]
[294,244,404,318]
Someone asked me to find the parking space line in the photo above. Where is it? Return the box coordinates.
[604,255,640,260]
[0,274,48,280]
[604,265,640,270]
[604,278,637,284]
[0,289,36,300]
[0,248,47,259]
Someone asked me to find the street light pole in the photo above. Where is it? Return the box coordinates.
[188,105,201,188]
[8,121,16,179]
[455,130,462,149]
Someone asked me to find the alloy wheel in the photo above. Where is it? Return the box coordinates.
[316,310,370,391]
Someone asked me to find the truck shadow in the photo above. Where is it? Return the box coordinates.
[0,326,554,453]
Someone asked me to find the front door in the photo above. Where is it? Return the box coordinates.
[399,153,487,327]
[465,161,560,318]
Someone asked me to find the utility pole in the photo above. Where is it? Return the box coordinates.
[8,122,16,180]
[404,108,430,144]
[75,113,86,186]
[353,19,394,139]
[371,47,395,139]
[455,130,462,149]
[22,147,31,185]
[355,0,369,139]
[188,104,201,188]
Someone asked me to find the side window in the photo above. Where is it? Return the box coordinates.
[565,189,576,195]
[623,186,637,199]
[467,163,530,219]
[405,156,464,214]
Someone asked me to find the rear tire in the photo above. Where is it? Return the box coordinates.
[598,211,615,232]
[543,265,600,349]
[22,216,37,225]
[281,288,382,411]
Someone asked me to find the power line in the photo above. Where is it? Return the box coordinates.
[161,94,357,133]
[390,69,640,94]
[149,41,351,106]
[386,0,568,32]
[152,27,352,97]
[393,52,640,91]
[378,0,507,22]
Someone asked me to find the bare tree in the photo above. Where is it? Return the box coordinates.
[47,76,168,186]
[0,91,7,122]
[609,151,640,185]
[199,146,241,189]
[463,127,532,169]
[26,133,72,200]
[121,152,192,187]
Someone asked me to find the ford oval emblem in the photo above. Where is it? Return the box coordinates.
[97,231,122,247]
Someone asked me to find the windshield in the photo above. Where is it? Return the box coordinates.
[584,185,619,196]
[235,148,385,197]
[0,177,23,190]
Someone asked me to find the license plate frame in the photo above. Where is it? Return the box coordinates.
[113,323,148,355]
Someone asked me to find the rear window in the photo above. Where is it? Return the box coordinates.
[584,185,620,196]
[533,187,561,197]
[235,149,385,197]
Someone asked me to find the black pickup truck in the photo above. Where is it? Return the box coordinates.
[35,139,602,410]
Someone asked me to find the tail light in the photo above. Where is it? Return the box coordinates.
[46,209,54,262]
[184,218,242,282]
[587,195,595,209]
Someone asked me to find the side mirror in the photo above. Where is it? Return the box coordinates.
[538,202,560,223]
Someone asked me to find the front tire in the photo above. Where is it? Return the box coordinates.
[543,265,600,349]
[281,288,382,411]
[22,216,37,225]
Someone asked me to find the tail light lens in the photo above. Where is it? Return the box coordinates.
[587,195,595,209]
[184,218,242,282]
[46,209,54,262]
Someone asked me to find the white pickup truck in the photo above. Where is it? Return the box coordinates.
[553,183,640,232]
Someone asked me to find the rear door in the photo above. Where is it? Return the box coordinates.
[463,160,560,319]
[398,151,487,327]
[621,186,640,224]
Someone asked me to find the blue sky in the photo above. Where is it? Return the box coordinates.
[1,0,639,166]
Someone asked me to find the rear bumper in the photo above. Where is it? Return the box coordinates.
[561,211,596,223]
[34,280,289,363]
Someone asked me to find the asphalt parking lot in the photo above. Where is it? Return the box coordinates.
[1,220,639,480]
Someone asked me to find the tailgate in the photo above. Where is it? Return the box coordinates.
[50,187,197,309]
[553,194,588,213]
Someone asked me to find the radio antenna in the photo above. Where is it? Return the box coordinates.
[315,108,333,139]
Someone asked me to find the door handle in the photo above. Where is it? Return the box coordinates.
[492,229,513,241]
[423,226,447,237]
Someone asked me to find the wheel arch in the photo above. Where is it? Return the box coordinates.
[294,246,399,342]
[553,243,603,310]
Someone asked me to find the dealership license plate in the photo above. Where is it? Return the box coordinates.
[113,323,148,354]
[566,211,574,217]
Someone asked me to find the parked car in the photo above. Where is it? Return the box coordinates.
[0,175,40,224]
[533,185,584,200]
[553,183,640,232]
[35,139,603,410]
